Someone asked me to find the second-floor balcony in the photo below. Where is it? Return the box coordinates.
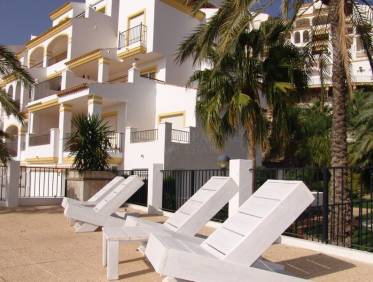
[118,24,147,50]
[31,76,62,101]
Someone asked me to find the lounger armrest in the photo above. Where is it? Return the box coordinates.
[145,234,308,282]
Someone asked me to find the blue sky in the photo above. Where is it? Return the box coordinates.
[0,0,85,45]
[0,0,281,45]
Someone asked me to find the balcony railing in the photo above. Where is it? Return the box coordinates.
[32,77,61,101]
[130,129,158,143]
[171,129,190,143]
[108,133,124,153]
[47,51,68,66]
[118,24,147,49]
[29,134,50,147]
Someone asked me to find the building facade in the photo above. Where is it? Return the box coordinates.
[0,0,247,170]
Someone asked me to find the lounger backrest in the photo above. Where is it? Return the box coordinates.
[88,176,124,202]
[201,180,314,265]
[164,177,238,235]
[93,175,144,216]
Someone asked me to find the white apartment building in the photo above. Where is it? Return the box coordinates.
[0,0,247,170]
[289,1,373,100]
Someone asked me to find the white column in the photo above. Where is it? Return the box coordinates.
[127,62,140,83]
[228,159,254,216]
[87,95,102,116]
[98,58,110,83]
[147,163,164,215]
[58,104,72,164]
[16,128,26,160]
[6,160,20,208]
[28,112,36,134]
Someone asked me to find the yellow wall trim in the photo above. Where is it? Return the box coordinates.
[59,103,73,112]
[140,65,157,75]
[25,157,58,165]
[158,111,186,126]
[26,20,72,50]
[118,46,146,60]
[102,111,117,118]
[49,2,73,21]
[0,74,17,87]
[109,157,123,165]
[66,49,103,69]
[27,99,59,112]
[160,0,205,21]
[47,72,62,80]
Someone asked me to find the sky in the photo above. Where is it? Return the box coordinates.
[0,0,281,46]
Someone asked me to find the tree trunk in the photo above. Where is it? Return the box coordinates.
[246,125,256,190]
[329,0,352,247]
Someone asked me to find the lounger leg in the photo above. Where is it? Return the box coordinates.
[107,240,119,281]
[102,235,107,266]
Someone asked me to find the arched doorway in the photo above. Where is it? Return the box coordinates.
[46,35,68,66]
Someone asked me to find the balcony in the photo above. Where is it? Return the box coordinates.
[29,133,51,147]
[130,129,158,143]
[118,24,147,50]
[31,76,61,101]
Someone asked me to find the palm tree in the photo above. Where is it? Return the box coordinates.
[66,114,113,173]
[181,20,308,168]
[0,45,34,164]
[186,0,373,246]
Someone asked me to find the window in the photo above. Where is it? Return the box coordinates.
[295,18,310,28]
[128,11,145,45]
[303,30,310,43]
[294,32,301,44]
[128,11,145,29]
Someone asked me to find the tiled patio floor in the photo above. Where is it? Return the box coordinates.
[0,206,372,282]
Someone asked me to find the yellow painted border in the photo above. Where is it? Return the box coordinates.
[27,98,59,112]
[158,111,186,126]
[160,0,205,21]
[26,20,72,49]
[118,46,146,60]
[102,111,117,118]
[65,49,103,69]
[49,2,73,21]
[0,74,17,87]
[96,6,106,14]
[140,65,157,75]
[25,157,58,165]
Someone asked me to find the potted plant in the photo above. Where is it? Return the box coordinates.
[65,114,116,201]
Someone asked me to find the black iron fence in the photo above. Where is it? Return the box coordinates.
[162,169,229,222]
[118,24,147,49]
[256,167,373,252]
[130,129,158,143]
[171,129,190,143]
[19,167,67,198]
[116,169,148,206]
[0,166,7,201]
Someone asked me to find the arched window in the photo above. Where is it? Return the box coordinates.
[29,47,44,68]
[46,35,68,66]
[294,32,301,44]
[15,81,21,102]
[7,85,14,99]
[303,30,310,43]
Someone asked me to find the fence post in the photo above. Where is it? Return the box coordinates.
[228,159,253,216]
[6,160,20,208]
[322,167,329,244]
[147,163,164,215]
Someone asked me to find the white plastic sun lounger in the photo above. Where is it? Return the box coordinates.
[64,175,144,233]
[61,176,124,209]
[145,180,314,282]
[102,176,238,280]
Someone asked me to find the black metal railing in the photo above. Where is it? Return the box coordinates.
[130,129,158,143]
[118,24,147,49]
[116,169,148,206]
[255,167,373,252]
[0,166,7,201]
[108,133,124,153]
[19,167,67,198]
[29,134,51,147]
[162,169,229,222]
[171,129,190,143]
